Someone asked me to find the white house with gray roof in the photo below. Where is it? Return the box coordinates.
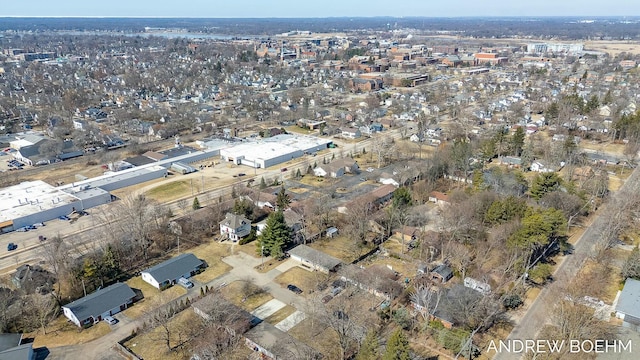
[616,278,640,331]
[141,253,204,290]
[62,282,136,327]
[288,244,342,273]
[219,213,251,241]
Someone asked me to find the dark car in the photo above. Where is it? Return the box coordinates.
[7,243,18,251]
[237,173,246,177]
[287,284,303,294]
[280,167,288,172]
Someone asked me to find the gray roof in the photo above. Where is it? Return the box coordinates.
[245,322,322,359]
[142,253,203,283]
[0,333,22,352]
[63,283,135,321]
[616,278,640,319]
[220,213,250,229]
[288,245,342,271]
[0,343,32,360]
[431,264,453,280]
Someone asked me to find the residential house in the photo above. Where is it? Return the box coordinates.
[62,283,136,327]
[245,322,322,360]
[379,172,400,187]
[411,285,482,329]
[341,128,361,139]
[369,184,396,206]
[340,264,403,300]
[219,213,251,241]
[288,244,342,273]
[410,133,425,142]
[430,264,454,283]
[141,253,204,290]
[314,158,359,178]
[497,156,522,168]
[0,333,33,360]
[615,278,640,331]
[530,160,555,173]
[428,191,450,206]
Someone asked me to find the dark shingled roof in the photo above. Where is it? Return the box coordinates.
[288,244,342,271]
[63,283,135,322]
[142,253,203,283]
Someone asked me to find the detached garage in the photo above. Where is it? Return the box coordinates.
[288,245,342,274]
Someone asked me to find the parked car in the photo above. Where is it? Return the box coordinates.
[237,173,246,177]
[7,243,18,251]
[331,287,343,296]
[15,227,29,232]
[287,284,303,294]
[104,316,118,325]
[178,277,194,289]
[58,215,70,221]
[281,167,288,172]
[322,295,333,303]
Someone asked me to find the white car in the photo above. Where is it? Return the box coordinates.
[178,277,194,289]
[366,167,374,172]
[104,316,118,325]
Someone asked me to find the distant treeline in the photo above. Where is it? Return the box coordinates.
[1,16,640,40]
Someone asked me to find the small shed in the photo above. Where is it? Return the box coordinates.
[325,227,339,238]
[430,264,453,283]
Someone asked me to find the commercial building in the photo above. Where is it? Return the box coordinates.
[0,180,111,233]
[220,134,332,169]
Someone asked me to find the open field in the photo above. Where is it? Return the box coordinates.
[580,140,627,156]
[144,180,191,202]
[585,40,640,56]
[297,174,334,187]
[123,277,187,319]
[29,315,111,348]
[367,255,418,279]
[222,280,273,312]
[274,267,327,294]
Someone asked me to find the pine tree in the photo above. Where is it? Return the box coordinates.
[192,197,201,210]
[276,186,291,210]
[257,211,291,258]
[357,330,380,360]
[260,177,267,189]
[382,329,411,360]
[295,168,302,178]
[511,127,525,157]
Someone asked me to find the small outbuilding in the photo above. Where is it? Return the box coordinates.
[616,278,640,331]
[288,244,342,273]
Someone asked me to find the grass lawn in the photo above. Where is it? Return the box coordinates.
[190,242,233,283]
[264,305,297,325]
[222,281,273,312]
[123,277,187,319]
[309,236,374,263]
[288,318,339,359]
[124,310,200,360]
[274,267,328,294]
[145,180,191,202]
[578,259,623,303]
[298,175,334,187]
[238,242,261,258]
[29,316,111,348]
[581,140,626,155]
[367,256,418,279]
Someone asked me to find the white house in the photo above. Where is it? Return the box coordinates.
[341,128,361,139]
[62,283,136,327]
[530,160,554,173]
[219,212,251,241]
[141,253,204,290]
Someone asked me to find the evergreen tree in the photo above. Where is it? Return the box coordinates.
[357,330,380,360]
[295,168,302,178]
[382,329,411,360]
[530,172,562,200]
[257,211,291,258]
[307,165,313,174]
[192,197,200,210]
[276,186,291,211]
[260,177,267,189]
[511,127,525,157]
[546,102,559,120]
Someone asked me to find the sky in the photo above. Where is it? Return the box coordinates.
[2,0,639,18]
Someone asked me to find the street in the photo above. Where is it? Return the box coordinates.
[492,164,640,360]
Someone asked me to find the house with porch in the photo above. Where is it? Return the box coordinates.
[220,213,251,241]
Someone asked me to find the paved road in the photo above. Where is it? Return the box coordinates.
[492,165,640,360]
[47,251,308,359]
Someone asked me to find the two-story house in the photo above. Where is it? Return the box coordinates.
[219,213,251,241]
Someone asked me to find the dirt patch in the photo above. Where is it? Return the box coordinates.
[585,41,640,56]
[29,316,111,348]
[254,257,286,273]
[123,277,187,319]
[288,187,309,194]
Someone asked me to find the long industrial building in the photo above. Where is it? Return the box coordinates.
[219,134,332,168]
[0,180,111,232]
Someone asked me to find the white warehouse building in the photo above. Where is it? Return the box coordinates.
[219,134,332,169]
[0,180,111,232]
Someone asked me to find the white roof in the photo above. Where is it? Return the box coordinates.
[0,180,78,223]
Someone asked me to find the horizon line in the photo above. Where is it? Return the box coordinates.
[0,15,639,19]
